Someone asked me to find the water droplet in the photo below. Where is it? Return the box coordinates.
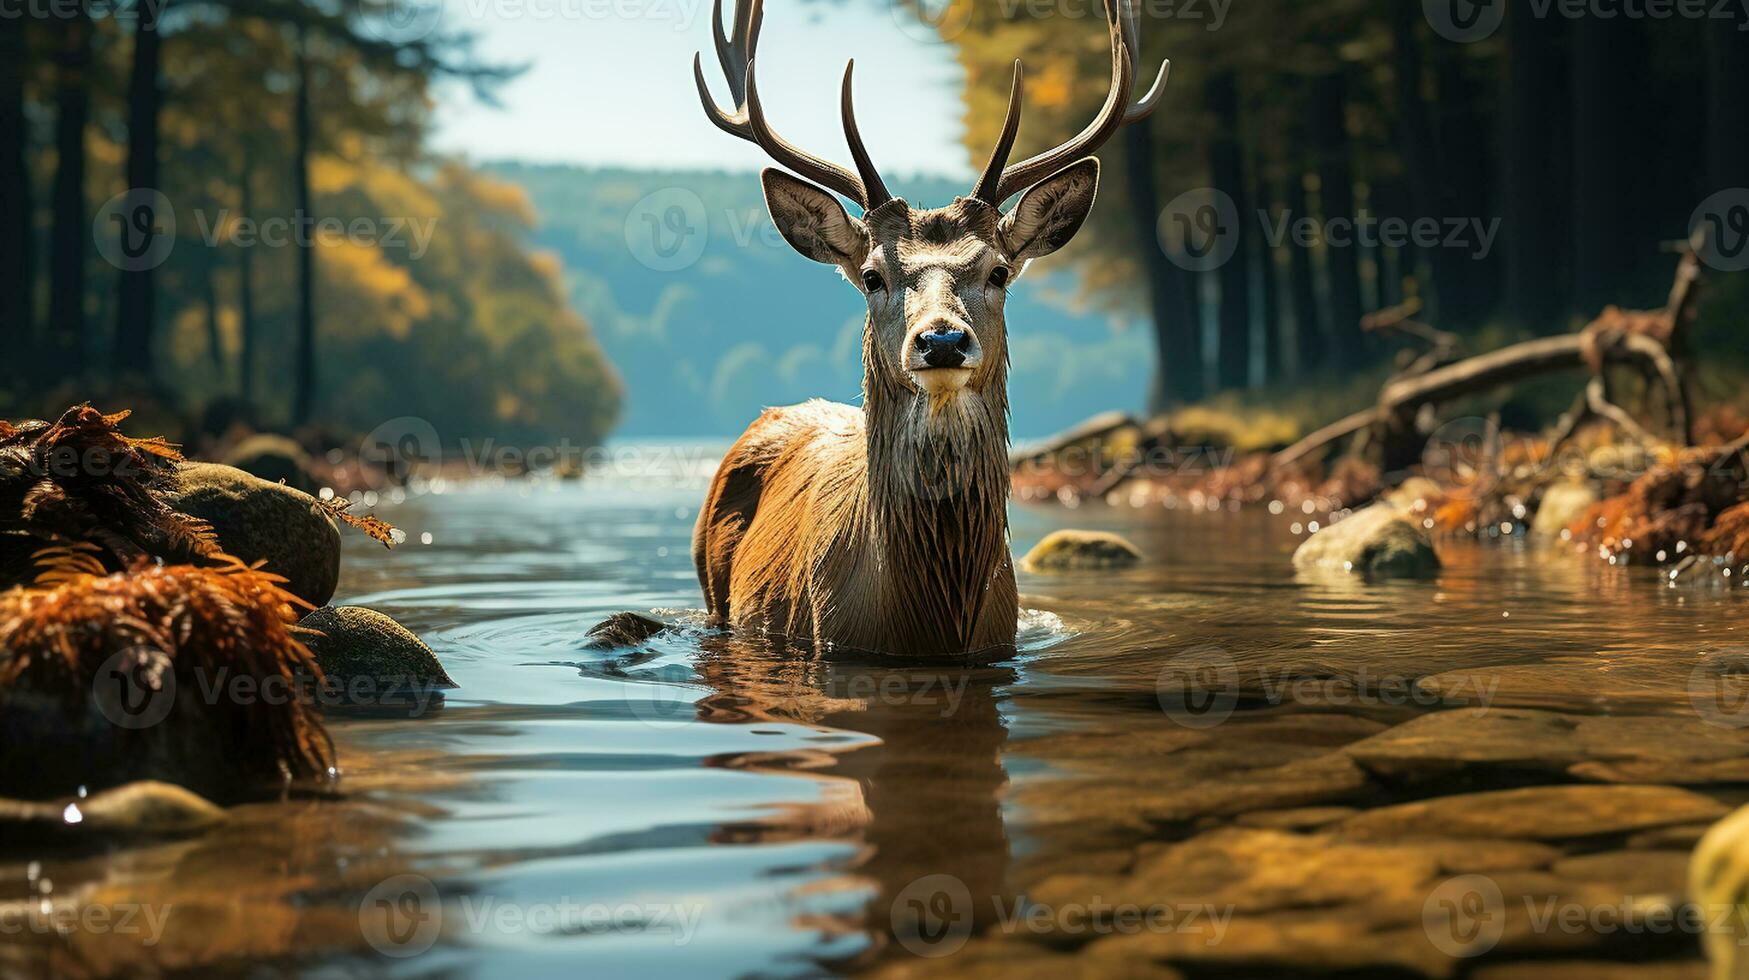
[61,804,82,825]
[420,531,434,545]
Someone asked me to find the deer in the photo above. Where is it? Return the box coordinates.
[688,0,1168,658]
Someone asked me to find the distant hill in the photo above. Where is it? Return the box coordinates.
[487,162,1151,439]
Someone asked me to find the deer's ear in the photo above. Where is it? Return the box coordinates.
[762,168,869,268]
[998,158,1099,261]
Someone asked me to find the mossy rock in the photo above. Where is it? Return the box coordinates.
[167,462,341,607]
[1020,530,1144,573]
[298,605,455,709]
[1532,482,1599,537]
[0,781,225,838]
[221,433,321,494]
[1293,504,1440,578]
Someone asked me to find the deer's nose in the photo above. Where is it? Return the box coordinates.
[915,325,971,369]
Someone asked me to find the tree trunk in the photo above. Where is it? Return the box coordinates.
[238,143,259,407]
[1256,172,1284,384]
[1311,70,1362,365]
[1388,3,1437,314]
[291,24,317,426]
[48,6,93,377]
[1123,123,1203,410]
[0,18,34,354]
[202,247,224,377]
[1570,15,1645,313]
[1501,2,1569,331]
[1286,169,1322,375]
[1209,71,1252,390]
[1706,5,1749,195]
[113,1,166,379]
[1432,42,1501,328]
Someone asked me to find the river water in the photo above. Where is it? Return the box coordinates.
[8,444,1748,978]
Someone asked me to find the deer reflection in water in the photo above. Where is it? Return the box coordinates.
[662,627,1019,964]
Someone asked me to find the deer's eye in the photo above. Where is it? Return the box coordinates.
[861,269,886,293]
[987,266,1011,289]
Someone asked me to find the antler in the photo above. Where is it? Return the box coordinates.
[970,0,1170,206]
[692,0,891,210]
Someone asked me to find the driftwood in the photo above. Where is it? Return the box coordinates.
[1010,410,1135,469]
[1272,239,1705,473]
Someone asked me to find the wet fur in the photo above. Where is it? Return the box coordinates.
[694,199,1020,658]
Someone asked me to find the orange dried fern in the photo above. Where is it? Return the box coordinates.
[0,403,219,566]
[0,553,335,797]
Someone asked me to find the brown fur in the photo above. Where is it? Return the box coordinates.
[694,198,1026,658]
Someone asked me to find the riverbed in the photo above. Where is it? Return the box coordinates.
[5,447,1745,978]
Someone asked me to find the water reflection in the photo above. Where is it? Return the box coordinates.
[3,467,1746,977]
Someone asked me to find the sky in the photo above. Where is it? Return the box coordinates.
[429,0,974,178]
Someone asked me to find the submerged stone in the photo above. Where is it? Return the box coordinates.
[0,781,224,836]
[1291,504,1440,578]
[1020,530,1144,572]
[297,605,455,706]
[1339,785,1727,841]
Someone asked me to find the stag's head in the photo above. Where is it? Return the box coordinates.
[694,0,1167,407]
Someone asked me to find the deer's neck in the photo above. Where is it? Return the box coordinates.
[861,361,1011,650]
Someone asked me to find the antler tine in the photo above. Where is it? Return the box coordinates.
[971,60,1024,206]
[693,0,881,209]
[982,0,1168,204]
[841,61,892,209]
[745,55,873,207]
[713,0,759,105]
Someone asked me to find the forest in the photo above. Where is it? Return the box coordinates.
[937,0,1749,413]
[0,1,622,450]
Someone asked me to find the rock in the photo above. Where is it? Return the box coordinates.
[0,781,224,836]
[1339,785,1728,841]
[167,462,341,607]
[1234,806,1359,831]
[1140,754,1375,825]
[297,605,455,707]
[1020,530,1143,572]
[1550,850,1689,896]
[220,433,320,494]
[1351,706,1749,785]
[1627,823,1714,850]
[1472,962,1703,980]
[1292,504,1440,578]
[1532,482,1599,537]
[1691,805,1749,980]
[1344,708,1590,780]
[1382,477,1446,513]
